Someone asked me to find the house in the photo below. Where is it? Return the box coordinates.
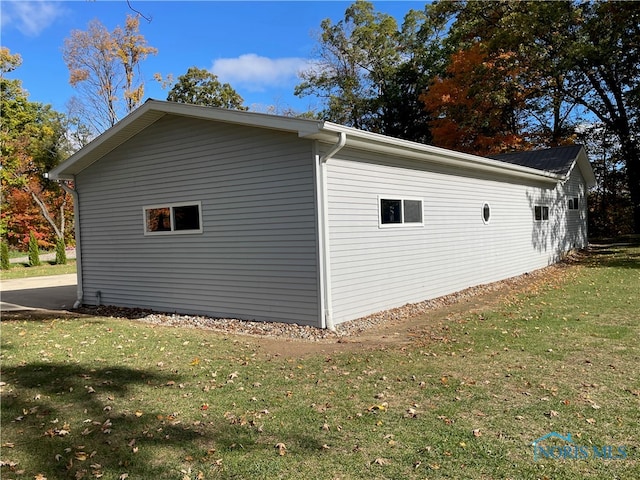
[49,100,596,329]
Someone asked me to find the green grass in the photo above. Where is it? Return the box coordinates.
[1,260,76,280]
[1,242,639,479]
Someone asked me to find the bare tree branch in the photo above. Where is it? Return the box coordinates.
[126,0,152,23]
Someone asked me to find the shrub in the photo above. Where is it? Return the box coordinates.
[55,237,67,265]
[0,242,9,270]
[28,231,41,266]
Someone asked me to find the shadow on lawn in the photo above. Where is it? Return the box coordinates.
[1,359,328,478]
[586,240,640,269]
[1,362,254,478]
[1,362,184,477]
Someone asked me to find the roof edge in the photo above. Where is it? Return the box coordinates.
[50,100,580,186]
[49,100,324,179]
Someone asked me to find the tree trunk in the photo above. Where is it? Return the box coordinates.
[622,140,640,234]
[29,190,64,240]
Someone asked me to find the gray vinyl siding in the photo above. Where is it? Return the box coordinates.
[76,115,320,326]
[325,150,588,324]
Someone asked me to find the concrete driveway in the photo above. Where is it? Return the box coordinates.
[0,274,77,312]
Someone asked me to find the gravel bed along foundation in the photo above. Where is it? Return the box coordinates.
[75,259,576,342]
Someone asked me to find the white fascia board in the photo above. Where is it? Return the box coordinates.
[49,103,167,179]
[310,123,562,185]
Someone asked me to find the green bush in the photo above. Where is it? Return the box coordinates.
[0,242,9,270]
[55,237,67,265]
[28,231,41,267]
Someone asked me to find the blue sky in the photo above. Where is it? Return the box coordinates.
[2,0,427,115]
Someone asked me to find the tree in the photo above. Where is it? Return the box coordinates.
[561,2,640,233]
[295,1,402,132]
[167,67,247,109]
[579,124,632,238]
[425,0,640,232]
[420,43,529,155]
[1,47,73,250]
[62,14,157,134]
[296,1,448,143]
[55,237,67,265]
[1,242,9,270]
[28,231,41,266]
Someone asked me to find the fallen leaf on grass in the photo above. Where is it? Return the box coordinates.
[372,458,390,466]
[190,357,200,366]
[367,403,388,412]
[275,442,287,456]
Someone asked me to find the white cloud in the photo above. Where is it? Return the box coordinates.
[211,54,311,92]
[1,1,66,36]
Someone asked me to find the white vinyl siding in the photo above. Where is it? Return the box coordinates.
[76,115,320,326]
[324,149,588,324]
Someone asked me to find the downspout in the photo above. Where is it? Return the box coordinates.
[60,180,83,309]
[317,132,347,331]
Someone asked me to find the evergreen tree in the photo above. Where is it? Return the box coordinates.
[55,237,67,265]
[28,231,41,266]
[1,242,10,270]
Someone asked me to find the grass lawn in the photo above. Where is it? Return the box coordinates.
[1,261,77,280]
[1,242,638,479]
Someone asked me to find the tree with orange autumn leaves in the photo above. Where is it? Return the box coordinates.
[1,48,73,250]
[63,14,157,135]
[420,43,530,156]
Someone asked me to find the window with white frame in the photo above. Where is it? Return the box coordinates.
[568,197,580,210]
[379,197,423,226]
[534,205,549,222]
[144,202,202,235]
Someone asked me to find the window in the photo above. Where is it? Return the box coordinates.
[482,203,491,224]
[379,197,423,226]
[534,205,549,222]
[568,197,579,210]
[144,202,202,235]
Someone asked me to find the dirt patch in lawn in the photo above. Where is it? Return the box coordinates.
[230,258,581,357]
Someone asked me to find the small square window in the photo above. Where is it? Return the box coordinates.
[174,205,200,231]
[146,207,171,232]
[403,200,423,223]
[381,199,403,224]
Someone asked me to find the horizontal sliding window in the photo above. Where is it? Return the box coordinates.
[534,205,549,222]
[568,197,580,210]
[144,202,202,235]
[379,197,423,227]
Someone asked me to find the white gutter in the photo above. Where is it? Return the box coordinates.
[60,180,83,308]
[316,132,347,331]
